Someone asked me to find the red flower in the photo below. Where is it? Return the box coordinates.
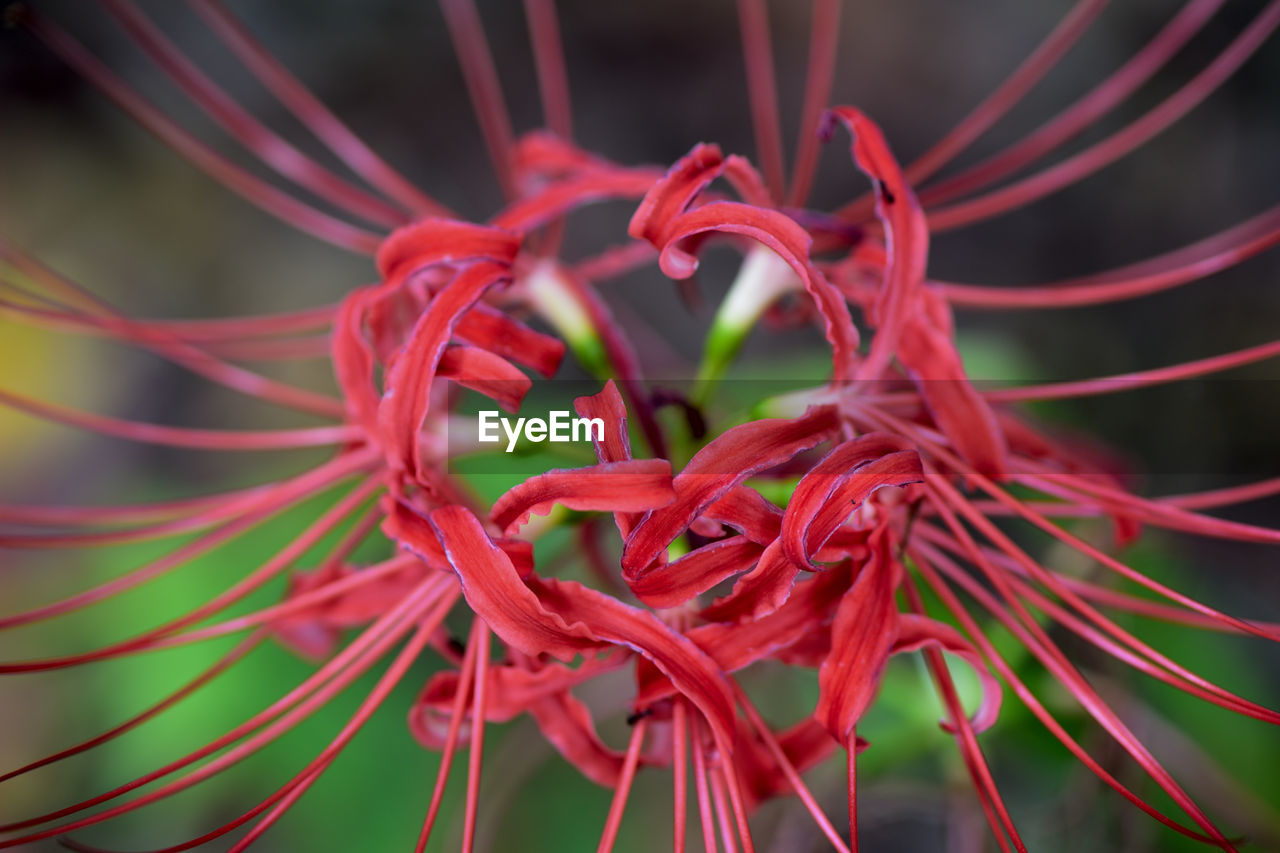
[2,2,1279,851]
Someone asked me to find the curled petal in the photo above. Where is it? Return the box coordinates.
[642,200,859,380]
[573,380,632,463]
[382,499,533,577]
[627,143,727,247]
[898,294,1009,479]
[375,218,521,282]
[436,345,531,412]
[377,262,512,478]
[490,459,675,535]
[409,654,624,746]
[622,405,838,578]
[702,486,783,544]
[527,689,631,787]
[782,436,923,568]
[891,614,1003,734]
[427,506,601,661]
[629,536,765,609]
[528,575,739,749]
[699,539,799,623]
[639,559,860,703]
[455,304,565,378]
[331,285,382,437]
[816,526,901,740]
[822,107,927,380]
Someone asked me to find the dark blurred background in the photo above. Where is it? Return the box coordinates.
[1,1,1278,850]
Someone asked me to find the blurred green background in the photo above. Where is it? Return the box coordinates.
[2,1,1279,850]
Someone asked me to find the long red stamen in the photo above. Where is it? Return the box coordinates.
[917,0,1227,206]
[938,204,1280,309]
[0,631,264,785]
[906,0,1108,185]
[785,0,840,207]
[736,0,785,202]
[900,576,1025,852]
[439,0,518,200]
[689,708,720,853]
[926,0,1280,231]
[462,619,492,853]
[909,544,1231,846]
[0,455,375,631]
[597,716,649,852]
[523,0,573,140]
[0,578,452,844]
[101,0,409,228]
[732,683,849,853]
[188,0,452,217]
[0,387,357,451]
[672,697,690,853]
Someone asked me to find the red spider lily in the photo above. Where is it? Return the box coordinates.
[2,1,1280,851]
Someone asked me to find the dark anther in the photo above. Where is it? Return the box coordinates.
[626,708,655,726]
[446,635,467,656]
[876,179,896,205]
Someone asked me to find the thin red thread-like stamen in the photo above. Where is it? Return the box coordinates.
[0,577,451,843]
[0,289,333,359]
[914,523,1280,637]
[0,387,359,451]
[785,0,840,207]
[988,552,1280,723]
[900,575,1025,853]
[708,764,740,853]
[846,732,858,853]
[462,620,492,853]
[0,453,375,631]
[414,618,482,852]
[917,0,1227,207]
[0,479,360,550]
[719,744,755,853]
[0,472,381,670]
[926,0,1280,231]
[22,12,381,254]
[101,0,408,228]
[908,491,1234,848]
[597,716,649,853]
[690,708,720,853]
[572,241,658,283]
[885,423,1280,680]
[937,204,1280,309]
[155,553,415,653]
[1015,465,1280,548]
[908,544,1229,846]
[1162,476,1280,510]
[55,592,454,853]
[0,288,336,405]
[977,339,1280,403]
[672,698,689,853]
[221,603,452,853]
[926,472,1280,719]
[736,0,785,202]
[906,0,1108,186]
[0,246,345,418]
[732,684,850,853]
[0,631,265,785]
[440,0,518,199]
[0,484,273,528]
[188,0,452,217]
[523,0,573,140]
